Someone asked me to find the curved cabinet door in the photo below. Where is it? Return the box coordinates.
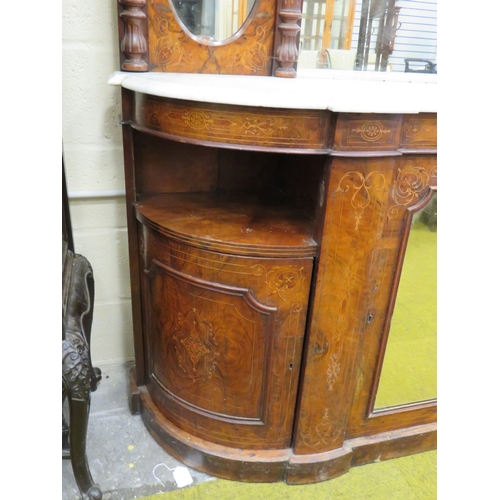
[140,224,314,449]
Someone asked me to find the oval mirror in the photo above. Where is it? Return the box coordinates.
[171,0,258,42]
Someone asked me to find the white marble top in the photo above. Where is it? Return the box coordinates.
[108,70,437,114]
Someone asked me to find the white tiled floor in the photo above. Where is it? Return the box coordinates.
[62,362,215,500]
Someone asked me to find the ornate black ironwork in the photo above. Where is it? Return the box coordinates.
[62,161,103,500]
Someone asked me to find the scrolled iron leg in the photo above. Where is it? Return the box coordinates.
[67,396,102,500]
[62,332,102,500]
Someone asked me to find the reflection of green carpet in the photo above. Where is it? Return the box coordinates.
[375,216,437,409]
[139,450,436,499]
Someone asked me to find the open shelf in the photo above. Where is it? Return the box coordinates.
[134,192,318,258]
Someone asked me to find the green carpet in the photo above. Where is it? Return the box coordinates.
[139,451,437,500]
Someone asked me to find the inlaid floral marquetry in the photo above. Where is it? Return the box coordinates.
[334,114,403,151]
[172,308,220,381]
[134,94,332,150]
[255,265,305,301]
[300,409,338,447]
[353,121,391,142]
[336,171,387,230]
[387,158,437,220]
[147,0,276,76]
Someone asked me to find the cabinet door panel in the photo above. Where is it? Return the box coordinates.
[139,225,314,449]
[148,260,276,421]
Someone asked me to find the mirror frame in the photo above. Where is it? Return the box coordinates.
[169,0,261,46]
[344,156,437,438]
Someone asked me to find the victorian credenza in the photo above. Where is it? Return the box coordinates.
[110,69,437,484]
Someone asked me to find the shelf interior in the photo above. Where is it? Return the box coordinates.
[135,192,318,258]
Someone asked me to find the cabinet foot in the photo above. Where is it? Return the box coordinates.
[128,367,142,415]
[286,446,353,484]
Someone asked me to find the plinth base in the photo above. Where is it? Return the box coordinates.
[129,368,436,484]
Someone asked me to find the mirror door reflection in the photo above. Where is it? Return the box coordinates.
[298,0,437,72]
[172,0,257,41]
[374,193,437,410]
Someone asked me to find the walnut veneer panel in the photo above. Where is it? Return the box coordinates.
[133,94,333,151]
[147,0,276,75]
[293,156,396,455]
[139,226,314,448]
[400,114,437,148]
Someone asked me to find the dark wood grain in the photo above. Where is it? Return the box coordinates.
[274,0,302,77]
[118,0,149,71]
[121,90,148,386]
[133,132,219,196]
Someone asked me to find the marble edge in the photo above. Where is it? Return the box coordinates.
[107,71,437,114]
[108,71,129,86]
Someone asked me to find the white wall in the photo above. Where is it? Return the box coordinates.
[62,0,134,364]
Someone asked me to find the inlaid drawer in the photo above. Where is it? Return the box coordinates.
[133,93,333,152]
[400,114,437,149]
[333,113,403,151]
[333,113,437,151]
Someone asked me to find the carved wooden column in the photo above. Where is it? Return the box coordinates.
[274,0,302,78]
[119,0,149,71]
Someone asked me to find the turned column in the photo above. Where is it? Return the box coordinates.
[274,0,302,78]
[119,0,148,71]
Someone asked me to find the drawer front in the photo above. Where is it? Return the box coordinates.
[334,114,403,151]
[133,93,333,151]
[140,225,314,449]
[400,114,437,148]
[333,113,437,151]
